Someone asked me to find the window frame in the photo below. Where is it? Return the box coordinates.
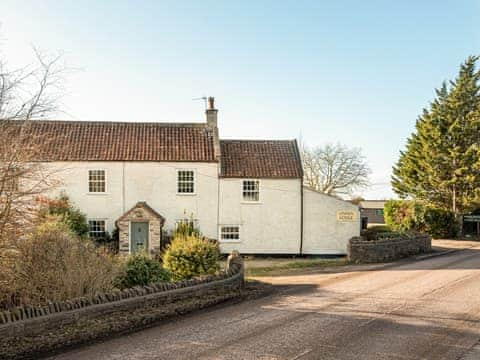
[1,166,21,194]
[88,219,107,240]
[219,225,241,243]
[375,209,384,217]
[241,179,260,203]
[87,169,107,194]
[176,169,196,195]
[2,177,19,194]
[174,218,200,230]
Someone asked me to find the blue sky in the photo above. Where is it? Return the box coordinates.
[1,1,479,198]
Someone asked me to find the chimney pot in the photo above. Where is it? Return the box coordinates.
[208,96,215,110]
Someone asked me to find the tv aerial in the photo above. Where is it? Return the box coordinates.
[192,96,208,109]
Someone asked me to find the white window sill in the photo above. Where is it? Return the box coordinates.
[86,192,109,196]
[241,201,262,205]
[176,193,197,196]
[219,240,241,243]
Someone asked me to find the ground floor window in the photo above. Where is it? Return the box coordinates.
[88,220,106,239]
[375,209,384,216]
[220,225,240,241]
[463,214,480,237]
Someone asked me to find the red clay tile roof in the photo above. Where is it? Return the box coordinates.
[220,140,303,178]
[8,120,217,162]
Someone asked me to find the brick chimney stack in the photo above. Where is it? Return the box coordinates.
[205,96,221,162]
[206,96,218,129]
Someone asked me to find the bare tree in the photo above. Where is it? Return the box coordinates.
[302,143,371,196]
[0,46,67,241]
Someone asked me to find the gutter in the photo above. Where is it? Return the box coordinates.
[122,161,126,214]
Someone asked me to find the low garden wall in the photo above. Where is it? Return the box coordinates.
[347,233,431,263]
[0,255,244,359]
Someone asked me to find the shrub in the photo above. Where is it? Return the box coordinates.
[0,216,120,309]
[423,207,458,239]
[361,225,392,240]
[163,235,220,281]
[384,200,425,232]
[117,252,170,289]
[95,228,120,253]
[384,200,458,238]
[37,193,89,237]
[174,214,201,238]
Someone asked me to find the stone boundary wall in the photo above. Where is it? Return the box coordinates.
[0,256,244,358]
[347,234,431,263]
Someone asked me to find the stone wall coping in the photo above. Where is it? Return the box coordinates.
[350,234,430,244]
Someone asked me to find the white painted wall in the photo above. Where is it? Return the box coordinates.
[218,178,302,254]
[43,163,358,255]
[302,188,360,255]
[45,161,219,239]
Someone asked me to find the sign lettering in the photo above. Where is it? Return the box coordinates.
[336,210,357,222]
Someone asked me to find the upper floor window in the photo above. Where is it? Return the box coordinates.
[88,219,106,239]
[88,170,106,193]
[2,177,19,193]
[1,166,20,194]
[177,170,195,194]
[242,180,260,202]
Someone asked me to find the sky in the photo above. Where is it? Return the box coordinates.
[1,1,479,199]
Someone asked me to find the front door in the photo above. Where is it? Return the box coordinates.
[131,222,149,253]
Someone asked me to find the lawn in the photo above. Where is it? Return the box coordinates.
[238,256,349,277]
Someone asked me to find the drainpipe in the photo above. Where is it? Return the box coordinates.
[217,175,221,241]
[300,179,304,256]
[294,138,304,256]
[122,161,126,213]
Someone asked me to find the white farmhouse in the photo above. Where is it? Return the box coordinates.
[16,98,359,255]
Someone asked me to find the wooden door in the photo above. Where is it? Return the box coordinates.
[131,222,149,253]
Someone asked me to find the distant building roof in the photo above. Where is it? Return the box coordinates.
[220,140,303,178]
[359,200,387,209]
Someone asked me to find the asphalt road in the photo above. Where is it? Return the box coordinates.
[51,245,480,360]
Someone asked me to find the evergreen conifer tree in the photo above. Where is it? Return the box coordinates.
[392,56,480,217]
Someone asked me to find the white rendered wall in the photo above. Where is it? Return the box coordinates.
[218,178,302,254]
[43,162,358,255]
[302,188,360,255]
[44,161,219,239]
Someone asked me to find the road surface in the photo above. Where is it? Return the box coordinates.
[51,245,480,359]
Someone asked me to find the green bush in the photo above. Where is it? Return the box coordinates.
[384,200,458,238]
[174,215,201,238]
[361,225,392,240]
[423,207,458,239]
[384,200,425,232]
[162,235,220,281]
[38,193,89,237]
[117,253,171,289]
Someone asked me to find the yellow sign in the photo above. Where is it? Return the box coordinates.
[336,210,357,222]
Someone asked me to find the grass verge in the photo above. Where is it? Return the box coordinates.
[245,258,348,277]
